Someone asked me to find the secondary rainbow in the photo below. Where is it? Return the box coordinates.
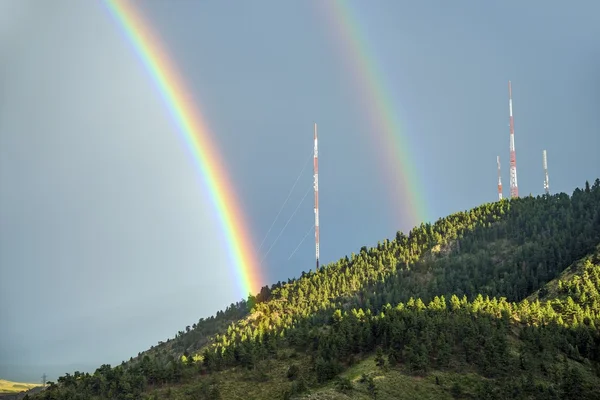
[317,1,429,227]
[103,0,262,297]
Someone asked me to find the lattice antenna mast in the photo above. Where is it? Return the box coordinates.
[497,156,503,200]
[543,149,549,195]
[508,81,519,198]
[313,123,320,270]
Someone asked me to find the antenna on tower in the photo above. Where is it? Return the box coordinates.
[508,81,519,198]
[313,123,320,270]
[497,156,503,200]
[543,149,549,195]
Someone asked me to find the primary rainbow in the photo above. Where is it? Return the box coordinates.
[103,0,262,297]
[317,1,429,227]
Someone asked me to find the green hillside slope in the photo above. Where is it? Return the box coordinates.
[0,380,41,395]
[294,243,600,400]
[30,179,600,400]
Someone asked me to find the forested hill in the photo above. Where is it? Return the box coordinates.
[32,179,600,400]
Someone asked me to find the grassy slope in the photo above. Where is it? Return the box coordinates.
[0,380,41,394]
[143,339,600,400]
[296,355,486,400]
[140,352,472,400]
[299,356,598,400]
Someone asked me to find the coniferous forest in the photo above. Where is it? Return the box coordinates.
[28,179,600,399]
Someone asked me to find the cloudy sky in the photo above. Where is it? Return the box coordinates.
[1,0,599,381]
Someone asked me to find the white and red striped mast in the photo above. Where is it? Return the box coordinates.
[543,150,549,195]
[497,156,503,200]
[313,123,320,270]
[508,81,519,198]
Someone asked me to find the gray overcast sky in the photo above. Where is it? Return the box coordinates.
[1,0,599,381]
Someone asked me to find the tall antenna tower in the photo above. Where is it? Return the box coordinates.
[543,149,549,195]
[313,123,320,270]
[497,156,503,200]
[508,81,519,198]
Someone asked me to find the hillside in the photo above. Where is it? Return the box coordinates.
[0,380,42,397]
[30,179,600,400]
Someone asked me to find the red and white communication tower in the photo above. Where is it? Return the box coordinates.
[497,156,503,200]
[313,123,320,270]
[508,81,519,198]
